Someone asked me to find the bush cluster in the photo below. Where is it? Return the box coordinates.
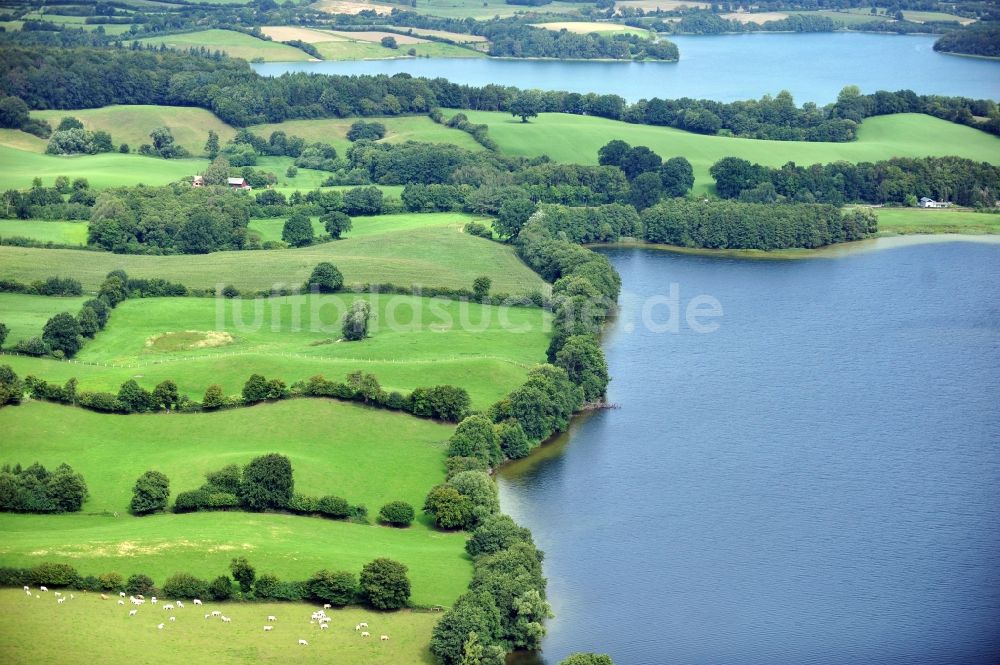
[0,462,88,513]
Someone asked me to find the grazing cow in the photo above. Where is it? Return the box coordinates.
[129,610,138,617]
[263,626,273,632]
[319,617,330,624]
[163,604,174,611]
[267,615,277,622]
[54,592,62,597]
[381,635,389,641]
[193,599,202,606]
[57,598,66,604]
[40,586,48,592]
[298,640,308,646]
[169,617,176,622]
[359,622,368,629]
[101,594,108,600]
[176,601,184,608]
[70,594,74,599]
[222,616,232,623]
[323,604,331,609]
[23,586,29,591]
[118,600,125,606]
[355,624,361,631]
[320,623,329,630]
[25,590,31,597]
[211,611,222,617]
[361,631,370,638]
[119,592,126,598]
[151,597,157,604]
[157,623,164,630]
[205,614,211,619]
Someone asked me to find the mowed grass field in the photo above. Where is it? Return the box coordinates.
[445,112,1000,194]
[137,29,313,62]
[0,400,471,606]
[0,219,88,246]
[874,207,1000,234]
[0,293,89,346]
[0,589,440,665]
[32,106,238,157]
[0,225,547,294]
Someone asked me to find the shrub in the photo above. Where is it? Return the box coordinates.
[238,453,293,511]
[305,262,344,293]
[208,575,233,601]
[423,484,473,530]
[464,221,492,239]
[378,501,415,527]
[307,569,357,606]
[252,573,280,599]
[408,385,471,422]
[202,384,226,410]
[230,557,256,593]
[77,575,102,592]
[472,276,491,302]
[77,390,119,413]
[162,573,209,599]
[359,558,410,610]
[98,572,124,591]
[207,492,239,508]
[288,493,317,513]
[174,489,209,513]
[341,300,372,341]
[0,567,30,587]
[117,379,156,413]
[125,573,155,596]
[30,563,80,587]
[12,336,49,356]
[316,495,351,519]
[347,121,387,141]
[130,470,170,515]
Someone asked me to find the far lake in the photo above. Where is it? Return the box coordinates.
[498,239,1000,664]
[254,33,1000,103]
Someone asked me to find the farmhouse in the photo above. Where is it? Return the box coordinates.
[228,177,252,190]
[919,197,951,208]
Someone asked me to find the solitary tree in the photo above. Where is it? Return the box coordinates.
[381,35,398,49]
[204,130,220,159]
[472,276,491,302]
[378,501,416,527]
[42,312,83,357]
[229,557,256,593]
[305,262,344,292]
[342,300,372,341]
[130,470,170,515]
[282,210,314,247]
[509,91,542,123]
[321,211,352,239]
[153,380,180,411]
[359,558,411,610]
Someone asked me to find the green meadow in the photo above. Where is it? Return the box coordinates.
[0,400,471,607]
[0,225,547,295]
[874,207,1000,234]
[444,111,1000,194]
[0,589,440,665]
[137,29,313,62]
[0,219,88,246]
[249,211,479,243]
[0,293,89,346]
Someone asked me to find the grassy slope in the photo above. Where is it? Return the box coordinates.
[315,39,481,60]
[0,400,471,607]
[0,225,545,293]
[249,211,481,243]
[248,116,484,155]
[0,219,88,246]
[137,29,313,62]
[0,293,88,346]
[450,112,1000,194]
[0,146,205,191]
[32,106,238,157]
[0,589,440,665]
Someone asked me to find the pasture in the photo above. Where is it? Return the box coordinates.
[0,400,472,607]
[249,211,479,243]
[0,589,439,665]
[444,111,1000,194]
[0,293,89,347]
[31,106,238,157]
[874,207,1000,235]
[0,146,205,191]
[0,219,88,246]
[359,0,587,19]
[248,115,484,154]
[136,30,314,62]
[0,225,547,295]
[532,21,651,37]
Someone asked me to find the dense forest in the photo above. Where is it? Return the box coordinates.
[2,45,997,139]
[710,155,1000,207]
[934,23,1000,57]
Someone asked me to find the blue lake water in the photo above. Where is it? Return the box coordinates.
[254,33,1000,103]
[497,239,1000,664]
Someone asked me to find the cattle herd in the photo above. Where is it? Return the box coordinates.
[23,585,390,646]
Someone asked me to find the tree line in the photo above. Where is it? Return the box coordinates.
[710,155,1000,207]
[934,22,1000,57]
[0,462,88,514]
[2,46,996,138]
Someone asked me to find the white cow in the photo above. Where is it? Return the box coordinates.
[298,640,308,646]
[176,600,184,608]
[359,622,368,629]
[263,626,273,632]
[25,590,32,597]
[101,594,108,600]
[157,623,164,630]
[118,600,125,606]
[23,586,29,591]
[40,586,48,592]
[205,614,211,619]
[211,611,222,617]
[169,617,176,622]
[193,599,202,606]
[221,616,232,623]
[381,635,389,641]
[361,631,370,638]
[57,597,66,604]
[267,615,277,622]
[129,610,138,617]
[322,603,331,609]
[355,624,361,631]
[54,592,62,597]
[119,592,126,598]
[320,624,329,630]
[163,604,174,611]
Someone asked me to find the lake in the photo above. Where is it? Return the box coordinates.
[497,239,1000,664]
[253,33,1000,103]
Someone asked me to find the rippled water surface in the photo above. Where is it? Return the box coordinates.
[498,241,1000,664]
